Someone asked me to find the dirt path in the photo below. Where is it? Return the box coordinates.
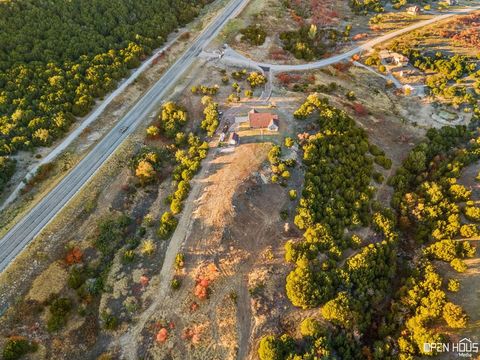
[236,276,252,360]
[375,166,395,205]
[118,144,273,359]
[118,144,218,359]
[115,64,280,357]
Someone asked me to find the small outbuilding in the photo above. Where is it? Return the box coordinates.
[229,132,239,146]
[407,5,421,16]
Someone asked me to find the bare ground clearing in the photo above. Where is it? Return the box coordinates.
[121,142,295,359]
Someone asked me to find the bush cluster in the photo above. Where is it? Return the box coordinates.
[239,25,267,46]
[280,25,343,61]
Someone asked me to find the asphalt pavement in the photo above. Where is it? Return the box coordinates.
[0,0,249,273]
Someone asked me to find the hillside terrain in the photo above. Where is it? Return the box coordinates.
[1,0,480,359]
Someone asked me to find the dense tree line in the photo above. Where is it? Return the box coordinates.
[158,133,208,238]
[293,98,377,238]
[393,260,470,358]
[0,156,15,193]
[377,127,479,358]
[349,0,383,14]
[144,103,209,240]
[258,99,479,359]
[0,0,213,193]
[200,96,220,137]
[259,99,400,360]
[389,126,480,243]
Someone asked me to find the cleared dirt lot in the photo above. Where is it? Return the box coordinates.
[128,142,291,359]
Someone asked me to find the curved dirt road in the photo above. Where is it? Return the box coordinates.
[221,6,480,72]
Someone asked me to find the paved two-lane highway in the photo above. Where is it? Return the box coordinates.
[0,0,249,272]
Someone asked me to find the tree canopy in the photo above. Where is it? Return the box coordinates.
[0,0,213,193]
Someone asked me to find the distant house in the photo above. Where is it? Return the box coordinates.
[393,53,409,67]
[446,0,458,5]
[407,5,421,15]
[248,109,279,132]
[219,132,226,142]
[229,132,239,146]
[380,50,408,67]
[403,84,416,96]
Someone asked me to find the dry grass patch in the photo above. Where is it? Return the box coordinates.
[26,261,68,303]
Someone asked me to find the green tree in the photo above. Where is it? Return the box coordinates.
[299,317,324,338]
[258,334,295,360]
[443,302,467,328]
[159,102,188,138]
[285,260,333,309]
[135,160,156,185]
[2,337,38,360]
[247,72,267,88]
[146,126,159,137]
[450,258,467,272]
[284,137,294,148]
[447,279,460,292]
[322,292,356,329]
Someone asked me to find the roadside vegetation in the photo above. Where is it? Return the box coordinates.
[0,0,214,195]
[0,157,16,194]
[240,25,267,46]
[0,94,215,356]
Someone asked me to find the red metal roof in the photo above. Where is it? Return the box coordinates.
[248,110,279,128]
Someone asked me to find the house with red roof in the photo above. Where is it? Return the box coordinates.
[248,109,279,132]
